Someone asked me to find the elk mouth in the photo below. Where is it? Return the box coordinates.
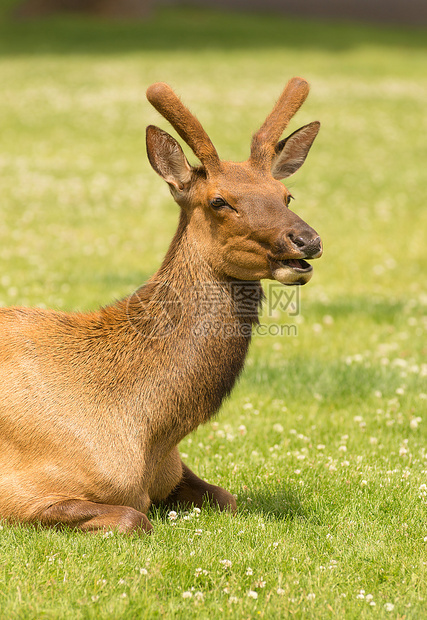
[269,257,313,286]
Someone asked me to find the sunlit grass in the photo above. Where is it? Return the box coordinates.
[0,4,426,618]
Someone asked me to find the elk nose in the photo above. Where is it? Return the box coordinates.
[288,233,322,258]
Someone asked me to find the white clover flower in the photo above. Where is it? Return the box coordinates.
[168,510,178,521]
[307,593,316,601]
[139,568,148,575]
[360,480,368,487]
[273,423,284,433]
[277,588,285,595]
[410,417,422,430]
[246,567,253,576]
[194,592,204,601]
[384,603,394,611]
[220,559,232,569]
[182,591,193,599]
[229,596,239,604]
[247,590,258,599]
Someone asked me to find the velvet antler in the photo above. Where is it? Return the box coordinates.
[250,77,310,169]
[146,82,221,173]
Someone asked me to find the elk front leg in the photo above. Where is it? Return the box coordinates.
[35,498,153,534]
[164,462,237,513]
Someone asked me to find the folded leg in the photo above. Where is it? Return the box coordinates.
[162,462,237,512]
[35,498,153,534]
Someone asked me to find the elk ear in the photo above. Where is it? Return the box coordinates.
[146,125,193,191]
[271,121,320,180]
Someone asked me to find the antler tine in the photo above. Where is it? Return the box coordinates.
[250,77,310,168]
[146,82,221,173]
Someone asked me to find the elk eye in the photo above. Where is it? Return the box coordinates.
[285,194,294,207]
[209,197,228,210]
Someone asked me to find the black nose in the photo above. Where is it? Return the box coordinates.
[288,232,322,257]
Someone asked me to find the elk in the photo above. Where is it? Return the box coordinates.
[0,78,322,533]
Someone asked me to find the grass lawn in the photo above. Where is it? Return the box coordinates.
[0,3,426,618]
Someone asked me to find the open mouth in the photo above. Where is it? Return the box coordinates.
[279,258,313,273]
[269,257,314,285]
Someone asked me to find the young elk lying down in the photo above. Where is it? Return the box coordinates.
[0,78,322,533]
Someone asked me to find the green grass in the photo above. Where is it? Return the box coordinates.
[0,4,426,618]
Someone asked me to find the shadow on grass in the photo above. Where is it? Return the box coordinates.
[0,6,426,57]
[236,484,308,521]
[149,484,307,522]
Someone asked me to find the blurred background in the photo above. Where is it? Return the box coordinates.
[9,0,427,25]
[0,0,426,342]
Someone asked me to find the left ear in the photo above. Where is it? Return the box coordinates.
[271,121,320,180]
[146,125,193,192]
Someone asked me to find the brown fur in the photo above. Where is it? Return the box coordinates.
[0,79,322,533]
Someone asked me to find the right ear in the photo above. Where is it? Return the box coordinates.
[271,121,320,180]
[146,125,193,192]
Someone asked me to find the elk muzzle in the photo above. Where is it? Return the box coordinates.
[269,222,322,286]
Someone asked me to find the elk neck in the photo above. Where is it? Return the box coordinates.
[101,210,264,443]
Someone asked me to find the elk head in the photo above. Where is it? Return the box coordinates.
[146,78,322,286]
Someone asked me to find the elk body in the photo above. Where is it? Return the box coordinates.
[0,78,322,533]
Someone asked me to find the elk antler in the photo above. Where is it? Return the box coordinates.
[146,82,221,173]
[250,77,310,169]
